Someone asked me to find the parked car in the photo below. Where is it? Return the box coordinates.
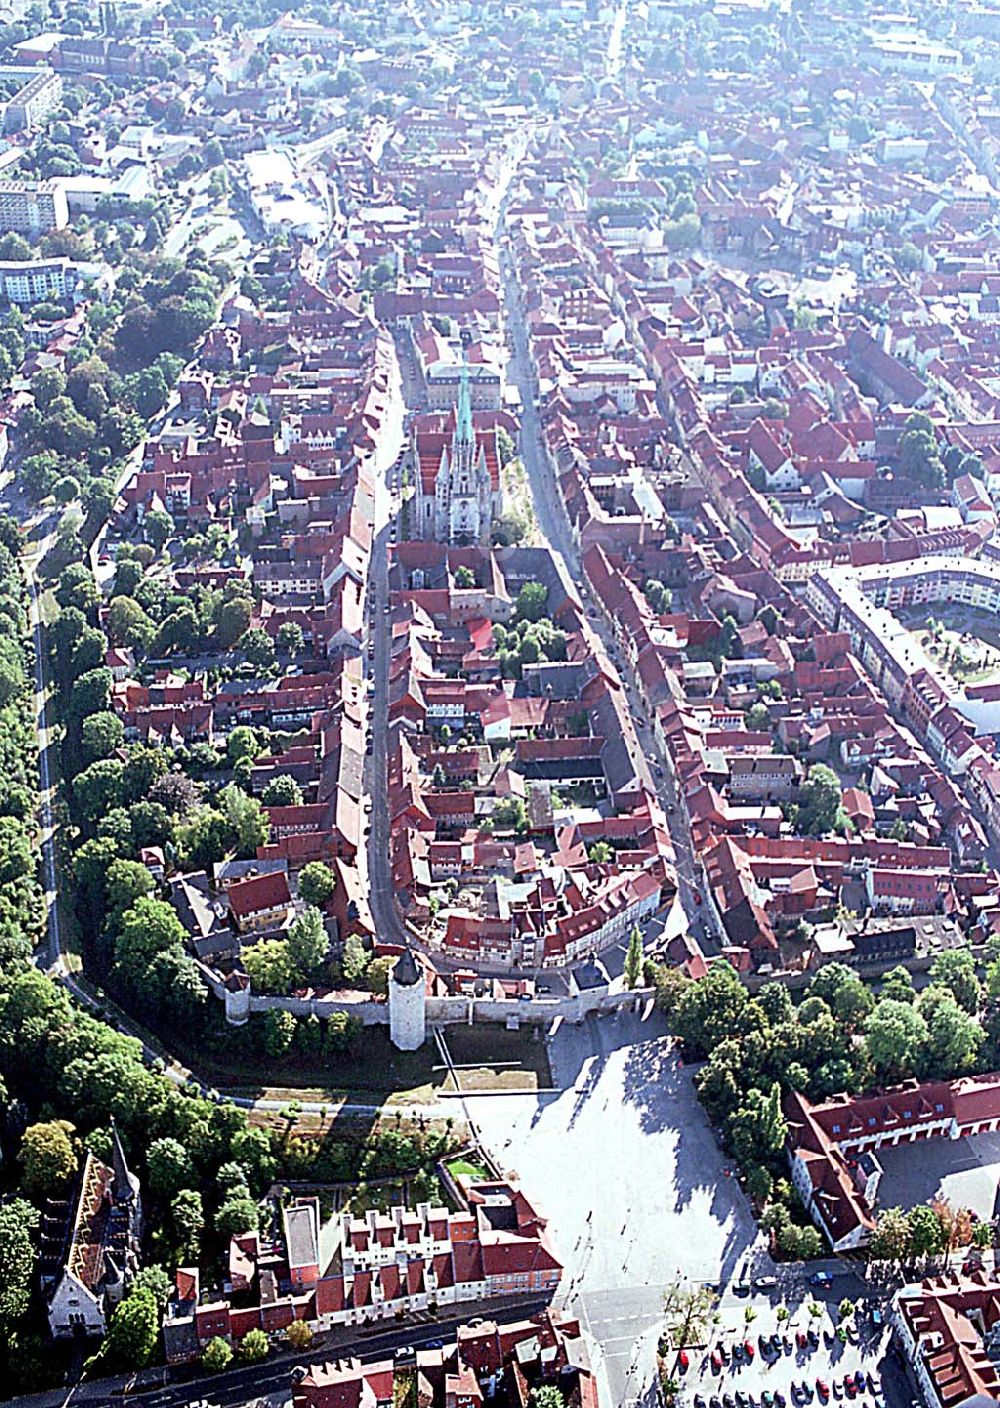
[816,1383,829,1402]
[755,1276,778,1290]
[811,1271,833,1287]
[711,1350,722,1371]
[744,1340,755,1360]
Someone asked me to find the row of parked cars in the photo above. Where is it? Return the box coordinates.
[694,1370,883,1408]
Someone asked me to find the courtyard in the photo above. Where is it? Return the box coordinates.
[875,1129,1000,1224]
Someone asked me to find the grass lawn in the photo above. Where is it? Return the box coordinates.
[177,1019,553,1105]
[440,1025,552,1093]
[445,1157,490,1180]
[179,1024,443,1106]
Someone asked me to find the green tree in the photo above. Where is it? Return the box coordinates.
[624,924,643,989]
[227,725,260,765]
[728,1083,787,1166]
[298,860,336,907]
[130,1265,171,1308]
[262,1008,297,1059]
[239,1327,269,1362]
[342,933,370,984]
[170,1188,204,1262]
[661,1277,717,1358]
[221,783,268,854]
[202,1336,234,1372]
[919,994,983,1078]
[107,1287,159,1369]
[798,764,842,836]
[147,1137,195,1200]
[143,508,173,550]
[529,1390,565,1408]
[908,1204,946,1258]
[81,710,125,763]
[880,965,916,1005]
[367,955,394,996]
[19,1119,77,1197]
[0,1199,38,1335]
[928,949,981,1016]
[261,774,302,808]
[515,581,547,623]
[215,594,252,649]
[865,999,928,1081]
[240,627,275,670]
[73,758,125,824]
[265,616,301,654]
[216,1193,260,1240]
[287,1318,313,1350]
[287,906,327,976]
[243,939,297,995]
[114,896,187,975]
[869,1205,912,1263]
[105,859,154,920]
[808,963,873,1029]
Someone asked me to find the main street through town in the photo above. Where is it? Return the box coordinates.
[498,230,715,948]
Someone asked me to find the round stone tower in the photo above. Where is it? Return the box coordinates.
[389,946,426,1051]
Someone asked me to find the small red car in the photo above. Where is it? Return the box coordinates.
[816,1383,829,1402]
[744,1341,755,1360]
[679,1351,690,1371]
[711,1350,722,1372]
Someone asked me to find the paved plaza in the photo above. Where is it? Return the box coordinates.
[463,1008,768,1406]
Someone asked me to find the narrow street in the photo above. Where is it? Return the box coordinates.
[362,332,410,947]
[498,235,715,947]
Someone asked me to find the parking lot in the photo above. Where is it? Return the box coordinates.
[677,1292,909,1408]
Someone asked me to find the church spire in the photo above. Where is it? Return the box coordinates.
[456,360,473,444]
[110,1117,138,1205]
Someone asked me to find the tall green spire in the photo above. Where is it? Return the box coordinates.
[456,361,473,443]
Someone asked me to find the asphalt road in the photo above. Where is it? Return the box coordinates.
[3,1296,555,1408]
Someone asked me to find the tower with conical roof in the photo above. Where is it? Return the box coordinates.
[389,946,426,1050]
